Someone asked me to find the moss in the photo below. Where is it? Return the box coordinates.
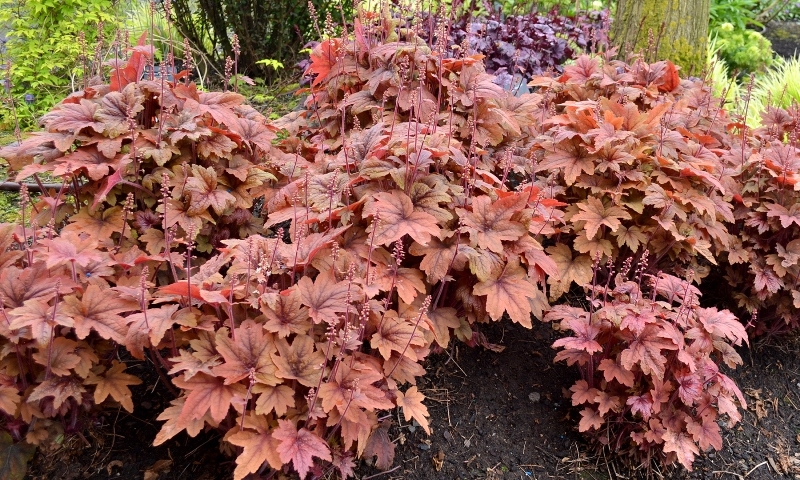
[613,0,709,75]
[0,192,21,224]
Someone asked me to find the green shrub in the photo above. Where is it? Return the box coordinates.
[0,0,125,129]
[712,22,774,74]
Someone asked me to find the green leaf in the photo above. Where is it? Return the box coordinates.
[0,432,35,480]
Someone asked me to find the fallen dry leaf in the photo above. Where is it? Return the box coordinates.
[433,450,445,471]
[143,459,172,480]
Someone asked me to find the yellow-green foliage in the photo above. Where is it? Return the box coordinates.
[712,22,773,74]
[706,35,741,105]
[748,56,800,126]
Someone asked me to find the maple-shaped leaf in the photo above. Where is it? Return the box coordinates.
[62,285,138,343]
[696,307,747,346]
[185,91,246,130]
[594,391,621,416]
[409,235,473,284]
[184,165,236,216]
[424,307,461,348]
[38,232,103,270]
[168,347,222,380]
[95,83,145,136]
[85,361,142,412]
[620,324,678,379]
[0,264,64,309]
[569,380,599,405]
[124,304,181,359]
[0,131,73,170]
[597,359,635,387]
[271,335,326,387]
[0,384,20,416]
[27,376,86,411]
[536,138,595,185]
[32,337,80,376]
[571,197,631,240]
[253,384,295,416]
[751,263,784,295]
[553,315,603,354]
[212,320,279,385]
[41,99,103,133]
[362,191,440,246]
[620,308,656,336]
[227,414,283,480]
[457,194,527,253]
[370,310,426,361]
[674,369,703,405]
[395,386,430,434]
[473,260,541,327]
[9,298,74,346]
[662,431,699,471]
[62,207,125,240]
[153,397,217,446]
[173,372,246,424]
[232,117,276,153]
[765,202,800,228]
[260,289,311,338]
[297,271,355,324]
[305,38,341,85]
[0,431,35,480]
[546,243,593,300]
[578,407,604,431]
[409,177,453,223]
[331,447,356,480]
[273,419,332,479]
[626,393,654,419]
[614,225,648,252]
[197,131,237,160]
[686,416,722,451]
[364,420,395,470]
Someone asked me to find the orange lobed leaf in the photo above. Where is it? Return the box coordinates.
[457,193,528,253]
[473,260,542,328]
[212,320,279,385]
[271,335,326,387]
[395,386,430,434]
[173,372,247,424]
[227,414,283,480]
[85,361,142,413]
[273,419,332,479]
[362,190,440,246]
[62,285,138,344]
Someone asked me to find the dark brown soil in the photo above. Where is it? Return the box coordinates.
[24,322,800,480]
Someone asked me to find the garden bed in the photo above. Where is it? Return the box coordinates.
[25,321,800,480]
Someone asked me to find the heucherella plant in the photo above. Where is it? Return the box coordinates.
[548,259,747,472]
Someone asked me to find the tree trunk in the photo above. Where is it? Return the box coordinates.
[611,0,710,76]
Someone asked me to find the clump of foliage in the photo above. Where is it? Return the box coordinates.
[528,55,736,298]
[720,105,800,334]
[710,0,798,27]
[548,267,748,471]
[712,23,774,75]
[0,0,124,129]
[710,0,765,30]
[4,1,799,476]
[0,5,566,478]
[525,54,769,470]
[428,8,610,81]
[745,56,800,127]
